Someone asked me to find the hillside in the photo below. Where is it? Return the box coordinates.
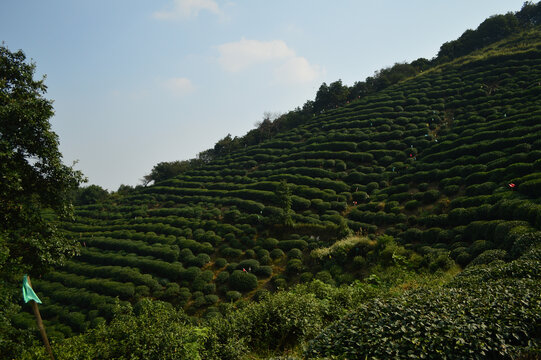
[14,22,541,360]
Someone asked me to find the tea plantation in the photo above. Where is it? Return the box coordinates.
[11,5,541,359]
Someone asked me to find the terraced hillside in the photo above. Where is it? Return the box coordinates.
[15,29,541,340]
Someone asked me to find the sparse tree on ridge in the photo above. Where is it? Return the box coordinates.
[142,159,194,185]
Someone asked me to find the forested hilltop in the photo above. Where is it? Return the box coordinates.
[5,2,541,359]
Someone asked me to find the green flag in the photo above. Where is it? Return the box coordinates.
[22,275,42,304]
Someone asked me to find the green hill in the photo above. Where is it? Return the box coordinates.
[13,6,541,359]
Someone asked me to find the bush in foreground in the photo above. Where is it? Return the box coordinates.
[305,250,541,359]
[22,299,206,360]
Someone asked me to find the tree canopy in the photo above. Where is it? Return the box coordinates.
[0,45,83,356]
[0,45,83,276]
[73,185,109,205]
[142,160,195,185]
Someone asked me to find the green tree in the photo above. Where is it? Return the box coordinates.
[0,45,83,356]
[515,1,541,26]
[0,45,83,274]
[313,80,350,113]
[275,180,293,227]
[74,184,109,205]
[213,133,240,156]
[115,183,137,196]
[142,160,192,185]
[437,13,519,61]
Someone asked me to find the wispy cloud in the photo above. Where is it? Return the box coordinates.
[217,38,322,84]
[153,0,221,20]
[164,77,195,96]
[274,56,322,84]
[217,38,294,72]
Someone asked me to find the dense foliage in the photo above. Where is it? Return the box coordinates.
[22,247,541,359]
[0,45,83,275]
[21,299,207,360]
[306,247,541,359]
[0,45,83,357]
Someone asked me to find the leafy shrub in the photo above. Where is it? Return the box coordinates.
[225,262,238,272]
[194,253,211,267]
[366,182,379,193]
[252,289,270,302]
[259,255,271,265]
[226,291,242,302]
[353,255,366,268]
[225,246,245,257]
[269,248,285,260]
[404,199,419,210]
[215,271,229,284]
[468,240,494,258]
[468,249,508,267]
[291,195,311,211]
[214,258,227,268]
[465,182,497,196]
[256,248,269,259]
[306,278,540,359]
[191,277,207,292]
[286,259,303,276]
[228,270,258,292]
[33,300,205,360]
[299,272,314,283]
[202,283,216,295]
[236,259,260,272]
[428,253,454,272]
[519,178,541,197]
[277,240,308,251]
[455,252,472,267]
[510,231,541,259]
[259,238,278,250]
[351,191,370,203]
[235,291,326,351]
[443,184,460,196]
[448,207,472,226]
[244,249,256,259]
[193,296,206,308]
[422,189,440,204]
[311,235,374,263]
[262,206,285,224]
[287,248,303,259]
[254,265,272,278]
[204,294,219,305]
[311,199,331,212]
[314,271,335,286]
[272,277,287,290]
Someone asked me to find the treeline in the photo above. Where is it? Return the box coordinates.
[437,1,541,61]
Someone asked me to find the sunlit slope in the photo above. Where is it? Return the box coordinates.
[22,30,541,337]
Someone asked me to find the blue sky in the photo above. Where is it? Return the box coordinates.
[0,0,526,190]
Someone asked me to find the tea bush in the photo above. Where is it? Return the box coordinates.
[234,291,326,351]
[228,270,258,292]
[468,249,508,266]
[306,278,540,359]
[25,300,206,360]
